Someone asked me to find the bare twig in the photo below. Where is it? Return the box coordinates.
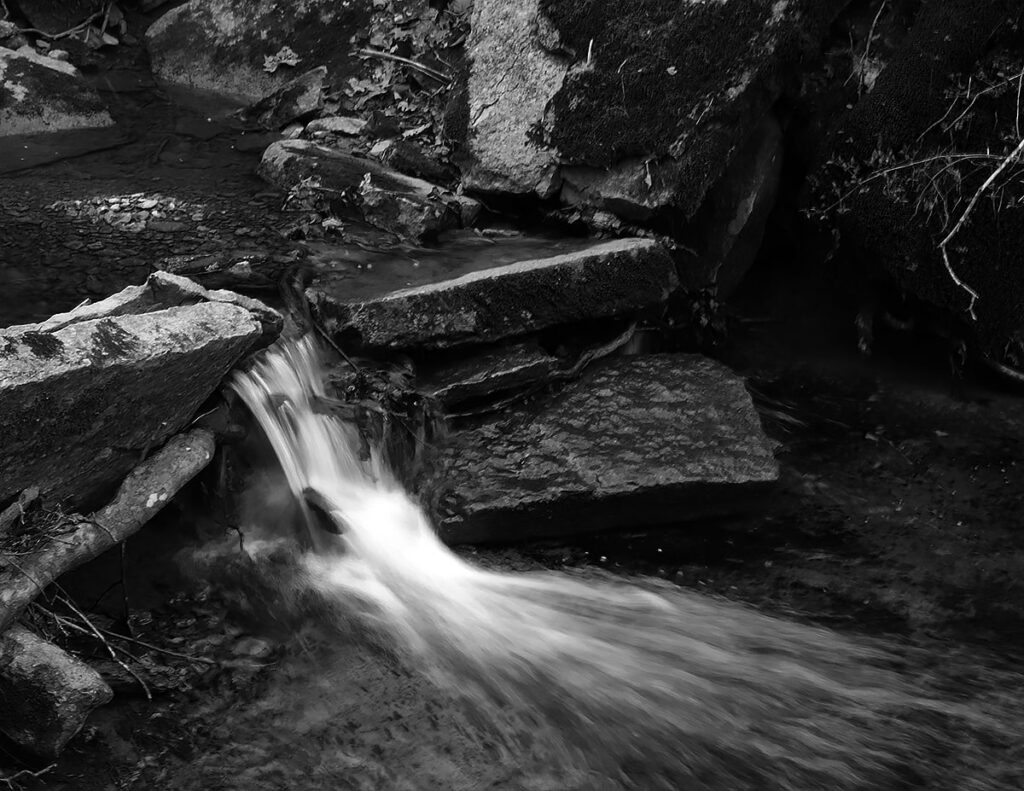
[354,48,450,83]
[858,0,888,95]
[11,8,106,40]
[823,152,1010,214]
[938,136,1024,319]
[52,592,152,700]
[0,763,56,789]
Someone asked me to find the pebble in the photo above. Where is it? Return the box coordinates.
[232,636,275,660]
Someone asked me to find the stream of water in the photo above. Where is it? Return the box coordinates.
[226,336,1021,790]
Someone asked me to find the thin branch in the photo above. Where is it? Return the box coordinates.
[11,8,106,40]
[0,763,56,789]
[858,1,888,96]
[354,48,450,83]
[51,592,152,700]
[938,136,1024,319]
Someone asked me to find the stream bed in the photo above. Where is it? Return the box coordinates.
[3,71,1024,791]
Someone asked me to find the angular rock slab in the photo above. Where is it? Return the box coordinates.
[307,238,678,351]
[145,0,370,102]
[0,46,113,136]
[425,355,778,544]
[258,139,479,240]
[0,625,113,760]
[0,294,263,510]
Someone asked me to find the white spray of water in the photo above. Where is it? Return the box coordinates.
[228,337,1018,791]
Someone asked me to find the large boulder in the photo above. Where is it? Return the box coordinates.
[460,0,843,220]
[0,273,277,511]
[0,46,113,136]
[423,354,778,544]
[306,237,678,351]
[145,0,372,102]
[0,625,113,760]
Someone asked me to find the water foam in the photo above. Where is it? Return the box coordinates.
[227,336,1020,790]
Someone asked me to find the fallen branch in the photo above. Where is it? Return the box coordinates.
[938,136,1024,320]
[354,48,450,83]
[0,762,55,789]
[0,429,215,634]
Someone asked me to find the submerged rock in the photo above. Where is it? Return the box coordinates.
[0,275,277,510]
[425,355,778,543]
[0,46,113,136]
[145,0,371,102]
[258,139,480,240]
[306,237,677,351]
[0,625,112,760]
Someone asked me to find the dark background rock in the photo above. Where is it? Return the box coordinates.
[424,354,778,544]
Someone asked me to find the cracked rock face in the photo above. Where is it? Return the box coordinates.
[423,354,779,544]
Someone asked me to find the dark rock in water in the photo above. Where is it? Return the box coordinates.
[0,625,113,760]
[0,47,113,136]
[145,0,371,102]
[424,355,778,544]
[238,66,327,130]
[461,0,843,220]
[0,273,277,511]
[417,341,558,406]
[258,139,480,240]
[306,237,677,351]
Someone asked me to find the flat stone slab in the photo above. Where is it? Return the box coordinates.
[424,355,778,544]
[417,341,558,406]
[258,139,479,240]
[307,237,678,351]
[0,46,113,137]
[0,279,270,510]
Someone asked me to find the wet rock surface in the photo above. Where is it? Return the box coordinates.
[416,340,558,407]
[0,625,113,760]
[307,237,677,351]
[426,355,778,544]
[0,281,268,510]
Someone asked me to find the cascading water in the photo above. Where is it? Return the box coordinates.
[225,336,1019,791]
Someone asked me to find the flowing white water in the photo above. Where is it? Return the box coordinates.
[227,336,1018,791]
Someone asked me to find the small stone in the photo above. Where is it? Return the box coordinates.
[232,636,274,660]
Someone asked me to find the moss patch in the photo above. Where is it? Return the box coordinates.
[536,0,838,167]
